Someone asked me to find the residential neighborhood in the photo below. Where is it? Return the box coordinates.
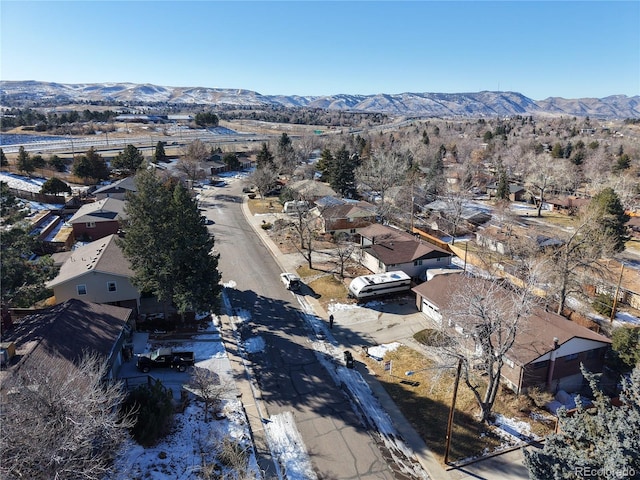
[1,84,640,480]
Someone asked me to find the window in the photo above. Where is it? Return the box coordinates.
[77,285,87,295]
[350,228,356,234]
[107,281,117,292]
[86,221,96,228]
[414,259,423,266]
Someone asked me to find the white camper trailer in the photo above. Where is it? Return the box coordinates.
[348,271,411,300]
[282,201,309,214]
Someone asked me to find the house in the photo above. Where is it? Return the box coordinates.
[475,225,562,256]
[625,215,640,239]
[0,299,133,383]
[46,234,140,313]
[93,176,137,200]
[286,179,337,201]
[68,197,127,241]
[311,197,377,234]
[412,274,611,394]
[422,199,492,237]
[545,196,590,215]
[357,224,452,278]
[486,183,526,202]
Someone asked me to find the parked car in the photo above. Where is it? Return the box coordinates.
[280,272,301,290]
[136,348,195,373]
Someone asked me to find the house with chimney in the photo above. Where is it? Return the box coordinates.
[311,197,377,235]
[412,274,611,394]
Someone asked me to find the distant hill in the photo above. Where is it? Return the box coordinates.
[1,80,639,118]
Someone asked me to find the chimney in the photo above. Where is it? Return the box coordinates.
[546,337,560,391]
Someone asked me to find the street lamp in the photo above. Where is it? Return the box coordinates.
[405,358,463,465]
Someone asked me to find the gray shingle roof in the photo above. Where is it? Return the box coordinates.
[69,197,127,224]
[47,234,133,288]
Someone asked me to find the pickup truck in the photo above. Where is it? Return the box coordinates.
[136,348,195,373]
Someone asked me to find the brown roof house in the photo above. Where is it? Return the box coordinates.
[311,197,377,235]
[486,183,526,202]
[475,225,563,256]
[286,179,337,202]
[412,274,611,394]
[545,196,590,215]
[0,299,133,383]
[357,224,452,278]
[68,197,127,242]
[46,234,140,314]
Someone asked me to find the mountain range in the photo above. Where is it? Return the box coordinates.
[1,80,639,119]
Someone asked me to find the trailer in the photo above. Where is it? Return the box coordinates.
[348,271,412,300]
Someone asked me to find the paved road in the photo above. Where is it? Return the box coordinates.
[205,178,407,479]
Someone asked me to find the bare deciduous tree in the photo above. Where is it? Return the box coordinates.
[521,152,568,217]
[177,139,209,184]
[248,166,278,199]
[0,352,134,479]
[331,232,357,279]
[437,276,534,423]
[356,149,409,221]
[188,366,232,422]
[289,197,317,269]
[546,208,616,315]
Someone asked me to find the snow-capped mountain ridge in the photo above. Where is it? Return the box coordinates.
[1,80,638,118]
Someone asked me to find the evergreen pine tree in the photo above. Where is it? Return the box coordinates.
[16,146,33,175]
[256,142,274,169]
[112,144,144,174]
[588,187,630,253]
[154,141,167,163]
[119,170,222,318]
[316,148,335,183]
[72,147,109,181]
[330,145,358,198]
[40,177,71,195]
[524,366,640,480]
[496,166,509,200]
[0,148,8,166]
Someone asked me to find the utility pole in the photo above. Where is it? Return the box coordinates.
[610,263,625,323]
[444,358,463,465]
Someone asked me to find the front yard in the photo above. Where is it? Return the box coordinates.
[362,344,555,465]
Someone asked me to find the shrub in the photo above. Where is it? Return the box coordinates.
[124,380,174,446]
[414,328,452,347]
[526,386,554,409]
[592,293,614,318]
[261,222,272,230]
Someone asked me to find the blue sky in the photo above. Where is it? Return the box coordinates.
[1,1,638,100]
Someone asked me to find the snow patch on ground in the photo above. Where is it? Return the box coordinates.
[366,342,401,362]
[264,411,317,480]
[244,336,266,354]
[492,413,540,443]
[0,172,47,192]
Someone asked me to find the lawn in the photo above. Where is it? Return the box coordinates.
[247,196,281,215]
[363,344,555,465]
